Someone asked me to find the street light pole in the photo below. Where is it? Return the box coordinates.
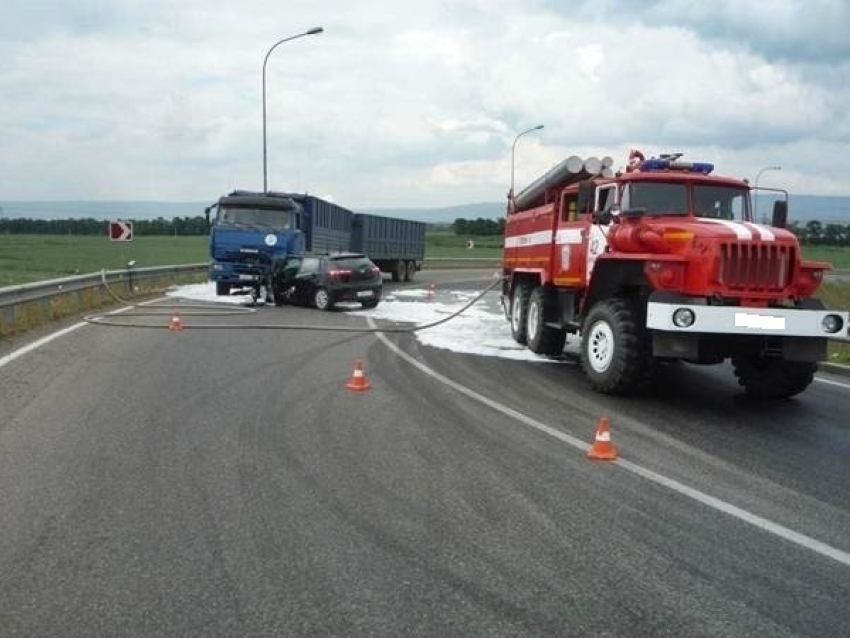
[753,165,781,220]
[510,125,544,202]
[262,26,323,193]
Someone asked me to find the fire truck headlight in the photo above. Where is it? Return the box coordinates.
[821,314,843,334]
[673,308,696,328]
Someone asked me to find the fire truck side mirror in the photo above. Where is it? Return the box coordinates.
[771,201,788,229]
[577,180,595,215]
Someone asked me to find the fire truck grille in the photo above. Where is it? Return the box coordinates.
[718,242,794,292]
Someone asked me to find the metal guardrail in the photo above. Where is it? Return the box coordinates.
[0,263,208,308]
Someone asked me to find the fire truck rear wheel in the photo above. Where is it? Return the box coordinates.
[731,356,817,399]
[580,298,652,395]
[510,284,531,344]
[526,287,567,356]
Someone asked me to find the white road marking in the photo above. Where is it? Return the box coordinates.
[815,376,850,390]
[370,317,850,567]
[0,322,87,369]
[0,299,163,370]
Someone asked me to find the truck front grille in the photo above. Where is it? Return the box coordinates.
[717,242,794,292]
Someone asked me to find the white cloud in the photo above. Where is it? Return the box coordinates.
[0,0,847,206]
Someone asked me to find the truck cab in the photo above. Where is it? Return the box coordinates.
[207,190,305,299]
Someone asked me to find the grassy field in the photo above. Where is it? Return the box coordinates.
[800,245,850,268]
[0,234,208,287]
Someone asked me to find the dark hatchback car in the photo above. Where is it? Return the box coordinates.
[272,253,382,310]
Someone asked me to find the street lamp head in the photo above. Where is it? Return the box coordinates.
[533,124,544,130]
[307,27,324,35]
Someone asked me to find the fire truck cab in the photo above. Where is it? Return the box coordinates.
[502,151,848,398]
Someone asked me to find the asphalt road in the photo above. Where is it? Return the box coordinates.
[1,271,849,636]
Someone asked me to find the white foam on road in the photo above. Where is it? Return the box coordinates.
[166,282,259,305]
[358,287,573,362]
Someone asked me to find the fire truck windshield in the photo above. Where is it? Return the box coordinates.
[217,207,293,229]
[692,185,748,220]
[621,182,749,220]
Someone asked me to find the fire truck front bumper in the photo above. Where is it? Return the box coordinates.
[646,295,848,362]
[646,301,849,339]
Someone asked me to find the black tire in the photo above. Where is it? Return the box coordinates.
[313,287,334,311]
[391,260,405,283]
[361,299,379,309]
[732,356,817,399]
[509,283,531,344]
[526,287,567,356]
[404,261,416,282]
[580,298,652,395]
[216,282,231,296]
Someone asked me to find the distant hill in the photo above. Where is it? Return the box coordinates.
[1,195,847,224]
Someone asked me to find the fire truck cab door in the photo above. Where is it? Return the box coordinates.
[587,184,618,280]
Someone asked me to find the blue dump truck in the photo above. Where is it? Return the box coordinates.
[206,190,426,300]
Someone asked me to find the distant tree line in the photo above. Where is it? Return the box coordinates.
[453,217,506,236]
[0,216,209,235]
[787,221,850,246]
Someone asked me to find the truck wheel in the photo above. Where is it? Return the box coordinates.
[313,287,334,311]
[216,282,231,296]
[510,283,531,344]
[526,287,567,356]
[731,356,817,399]
[392,260,405,282]
[580,298,652,395]
[404,261,416,282]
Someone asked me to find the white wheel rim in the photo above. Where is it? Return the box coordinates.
[527,299,539,341]
[316,290,328,307]
[587,320,615,373]
[511,292,522,332]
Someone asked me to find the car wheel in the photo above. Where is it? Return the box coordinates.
[216,282,231,296]
[313,287,334,311]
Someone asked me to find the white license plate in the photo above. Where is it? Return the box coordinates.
[238,274,256,280]
[356,290,373,298]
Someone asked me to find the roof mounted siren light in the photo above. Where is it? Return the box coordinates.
[627,150,714,174]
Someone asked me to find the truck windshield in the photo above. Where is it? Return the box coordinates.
[622,182,688,215]
[217,207,292,229]
[622,182,749,219]
[692,185,749,220]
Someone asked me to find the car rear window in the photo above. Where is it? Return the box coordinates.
[329,257,373,270]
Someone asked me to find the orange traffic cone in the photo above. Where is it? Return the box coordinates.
[345,359,371,392]
[169,311,183,331]
[587,416,617,461]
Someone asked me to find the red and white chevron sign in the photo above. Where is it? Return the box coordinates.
[109,220,134,242]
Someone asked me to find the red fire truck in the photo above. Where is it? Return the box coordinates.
[502,150,848,397]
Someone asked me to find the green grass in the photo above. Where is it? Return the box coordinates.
[0,234,209,287]
[801,245,850,269]
[425,232,502,258]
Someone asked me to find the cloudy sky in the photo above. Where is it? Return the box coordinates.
[1,0,848,207]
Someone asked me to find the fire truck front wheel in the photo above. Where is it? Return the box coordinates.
[526,287,567,356]
[580,298,652,395]
[510,284,531,344]
[731,356,816,399]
